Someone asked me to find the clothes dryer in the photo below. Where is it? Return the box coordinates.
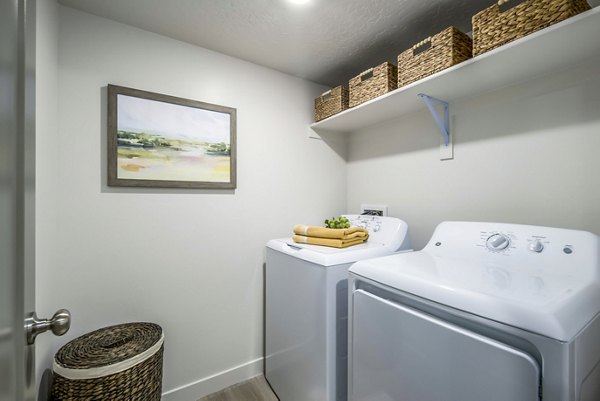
[349,221,600,401]
[265,215,410,401]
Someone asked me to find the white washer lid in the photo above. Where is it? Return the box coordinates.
[350,222,600,341]
[267,238,392,267]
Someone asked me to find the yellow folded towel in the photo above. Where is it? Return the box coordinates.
[293,224,369,240]
[292,235,366,248]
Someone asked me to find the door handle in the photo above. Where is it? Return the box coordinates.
[25,309,71,345]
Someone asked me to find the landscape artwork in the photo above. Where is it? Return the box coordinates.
[107,85,236,189]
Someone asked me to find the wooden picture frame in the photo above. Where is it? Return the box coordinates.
[107,84,236,189]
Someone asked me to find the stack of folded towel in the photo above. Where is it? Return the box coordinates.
[292,224,369,248]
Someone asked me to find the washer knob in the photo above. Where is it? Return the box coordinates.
[529,240,544,253]
[486,233,510,251]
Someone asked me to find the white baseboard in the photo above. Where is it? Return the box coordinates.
[161,357,264,401]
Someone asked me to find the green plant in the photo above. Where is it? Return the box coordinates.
[324,216,350,229]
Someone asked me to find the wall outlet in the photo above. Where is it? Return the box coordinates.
[360,204,388,216]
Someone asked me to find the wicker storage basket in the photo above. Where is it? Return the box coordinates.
[314,86,349,122]
[349,62,398,108]
[397,27,472,88]
[472,0,591,56]
[51,322,164,401]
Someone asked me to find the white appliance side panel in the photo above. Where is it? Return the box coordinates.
[265,248,329,401]
[350,289,541,401]
[327,266,350,401]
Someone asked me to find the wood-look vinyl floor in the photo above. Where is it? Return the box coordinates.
[197,375,279,401]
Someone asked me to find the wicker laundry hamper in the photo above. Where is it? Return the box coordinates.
[51,322,164,401]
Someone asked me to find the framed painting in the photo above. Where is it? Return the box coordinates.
[107,85,236,189]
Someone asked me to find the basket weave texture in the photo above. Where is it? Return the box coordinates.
[314,86,349,122]
[472,0,591,56]
[349,62,398,108]
[51,322,163,401]
[398,26,472,88]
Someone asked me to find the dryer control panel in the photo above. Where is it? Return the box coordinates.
[424,221,597,273]
[477,227,573,256]
[481,231,562,254]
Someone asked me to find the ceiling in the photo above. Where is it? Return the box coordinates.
[58,0,598,87]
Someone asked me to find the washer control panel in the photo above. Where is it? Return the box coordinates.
[343,214,409,251]
[347,215,382,233]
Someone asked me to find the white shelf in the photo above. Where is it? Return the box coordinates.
[310,7,600,135]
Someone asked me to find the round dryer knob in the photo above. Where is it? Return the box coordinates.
[486,233,510,251]
[528,240,544,253]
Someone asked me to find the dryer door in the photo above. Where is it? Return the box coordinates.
[350,289,541,401]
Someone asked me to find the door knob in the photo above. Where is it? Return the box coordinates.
[25,309,71,345]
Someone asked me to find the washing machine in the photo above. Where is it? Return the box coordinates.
[265,214,411,401]
[348,221,600,401]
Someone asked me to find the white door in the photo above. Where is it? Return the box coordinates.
[1,0,36,399]
[350,289,541,401]
[1,2,69,400]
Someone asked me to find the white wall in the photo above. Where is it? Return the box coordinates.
[35,5,346,400]
[347,60,600,249]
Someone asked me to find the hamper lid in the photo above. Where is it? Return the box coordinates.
[53,322,163,379]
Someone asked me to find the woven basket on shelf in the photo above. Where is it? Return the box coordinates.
[314,86,349,122]
[397,26,472,88]
[51,322,164,401]
[472,0,591,56]
[349,62,397,108]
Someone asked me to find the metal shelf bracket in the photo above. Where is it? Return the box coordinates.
[418,93,449,146]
